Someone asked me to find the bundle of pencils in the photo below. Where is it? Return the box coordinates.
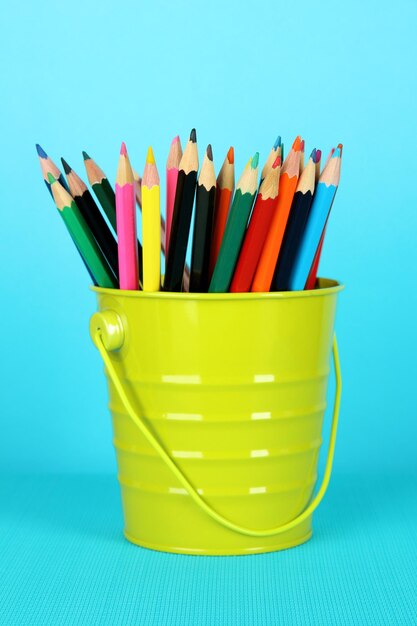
[37,132,342,294]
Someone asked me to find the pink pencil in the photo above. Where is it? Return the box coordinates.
[116,142,139,290]
[166,135,183,254]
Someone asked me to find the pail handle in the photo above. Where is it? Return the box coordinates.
[91,312,342,538]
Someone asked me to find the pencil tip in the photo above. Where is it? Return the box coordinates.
[82,151,91,161]
[36,144,47,158]
[293,136,302,151]
[310,148,316,161]
[206,144,213,161]
[120,142,127,156]
[272,155,281,169]
[172,135,180,145]
[315,149,322,163]
[190,128,197,143]
[47,173,56,184]
[337,143,343,155]
[300,140,305,152]
[273,135,281,150]
[333,147,341,158]
[251,152,259,169]
[146,146,155,164]
[227,146,234,164]
[61,158,71,175]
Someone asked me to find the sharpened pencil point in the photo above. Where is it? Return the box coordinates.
[206,144,213,161]
[82,151,91,161]
[172,135,180,145]
[300,140,305,152]
[120,142,128,156]
[47,173,56,184]
[36,144,48,158]
[61,158,72,175]
[293,136,302,151]
[190,128,197,143]
[273,135,281,150]
[227,146,234,164]
[146,146,155,164]
[337,143,343,155]
[310,149,316,161]
[333,148,341,158]
[315,149,322,163]
[251,152,259,169]
[272,155,281,169]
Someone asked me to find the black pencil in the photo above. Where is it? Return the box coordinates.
[164,128,198,292]
[272,149,318,291]
[190,145,216,292]
[62,158,119,284]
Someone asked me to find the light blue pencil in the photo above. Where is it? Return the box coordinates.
[288,148,341,291]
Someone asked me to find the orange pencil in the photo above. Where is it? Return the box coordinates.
[209,147,234,279]
[251,136,302,292]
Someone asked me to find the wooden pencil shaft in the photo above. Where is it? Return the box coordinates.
[272,190,314,291]
[190,184,216,292]
[142,185,161,291]
[73,189,119,280]
[60,201,117,288]
[164,169,197,291]
[209,190,255,293]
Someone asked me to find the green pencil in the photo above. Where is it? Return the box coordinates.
[209,153,259,293]
[48,173,117,289]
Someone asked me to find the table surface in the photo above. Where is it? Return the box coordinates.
[1,473,416,626]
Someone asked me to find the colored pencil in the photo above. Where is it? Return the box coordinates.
[61,158,119,282]
[141,147,161,291]
[260,135,281,181]
[251,136,302,292]
[133,167,166,253]
[84,151,143,283]
[230,155,281,293]
[305,146,337,290]
[47,173,117,288]
[209,146,235,279]
[190,145,216,292]
[289,147,342,291]
[166,135,183,255]
[209,153,259,293]
[36,144,68,195]
[164,129,198,292]
[272,149,318,291]
[116,142,139,290]
[83,151,118,232]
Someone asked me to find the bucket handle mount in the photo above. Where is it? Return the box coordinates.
[91,311,342,538]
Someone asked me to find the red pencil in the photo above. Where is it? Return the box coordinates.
[230,155,282,293]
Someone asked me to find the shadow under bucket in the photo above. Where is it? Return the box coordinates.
[90,277,343,555]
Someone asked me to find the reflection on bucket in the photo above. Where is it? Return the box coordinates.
[90,278,343,555]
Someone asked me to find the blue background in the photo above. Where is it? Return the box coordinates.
[1,0,416,624]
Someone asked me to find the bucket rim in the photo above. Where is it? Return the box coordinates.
[91,277,344,300]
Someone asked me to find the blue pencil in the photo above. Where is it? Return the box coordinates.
[288,148,341,291]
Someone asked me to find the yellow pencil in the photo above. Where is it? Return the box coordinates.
[142,147,161,291]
